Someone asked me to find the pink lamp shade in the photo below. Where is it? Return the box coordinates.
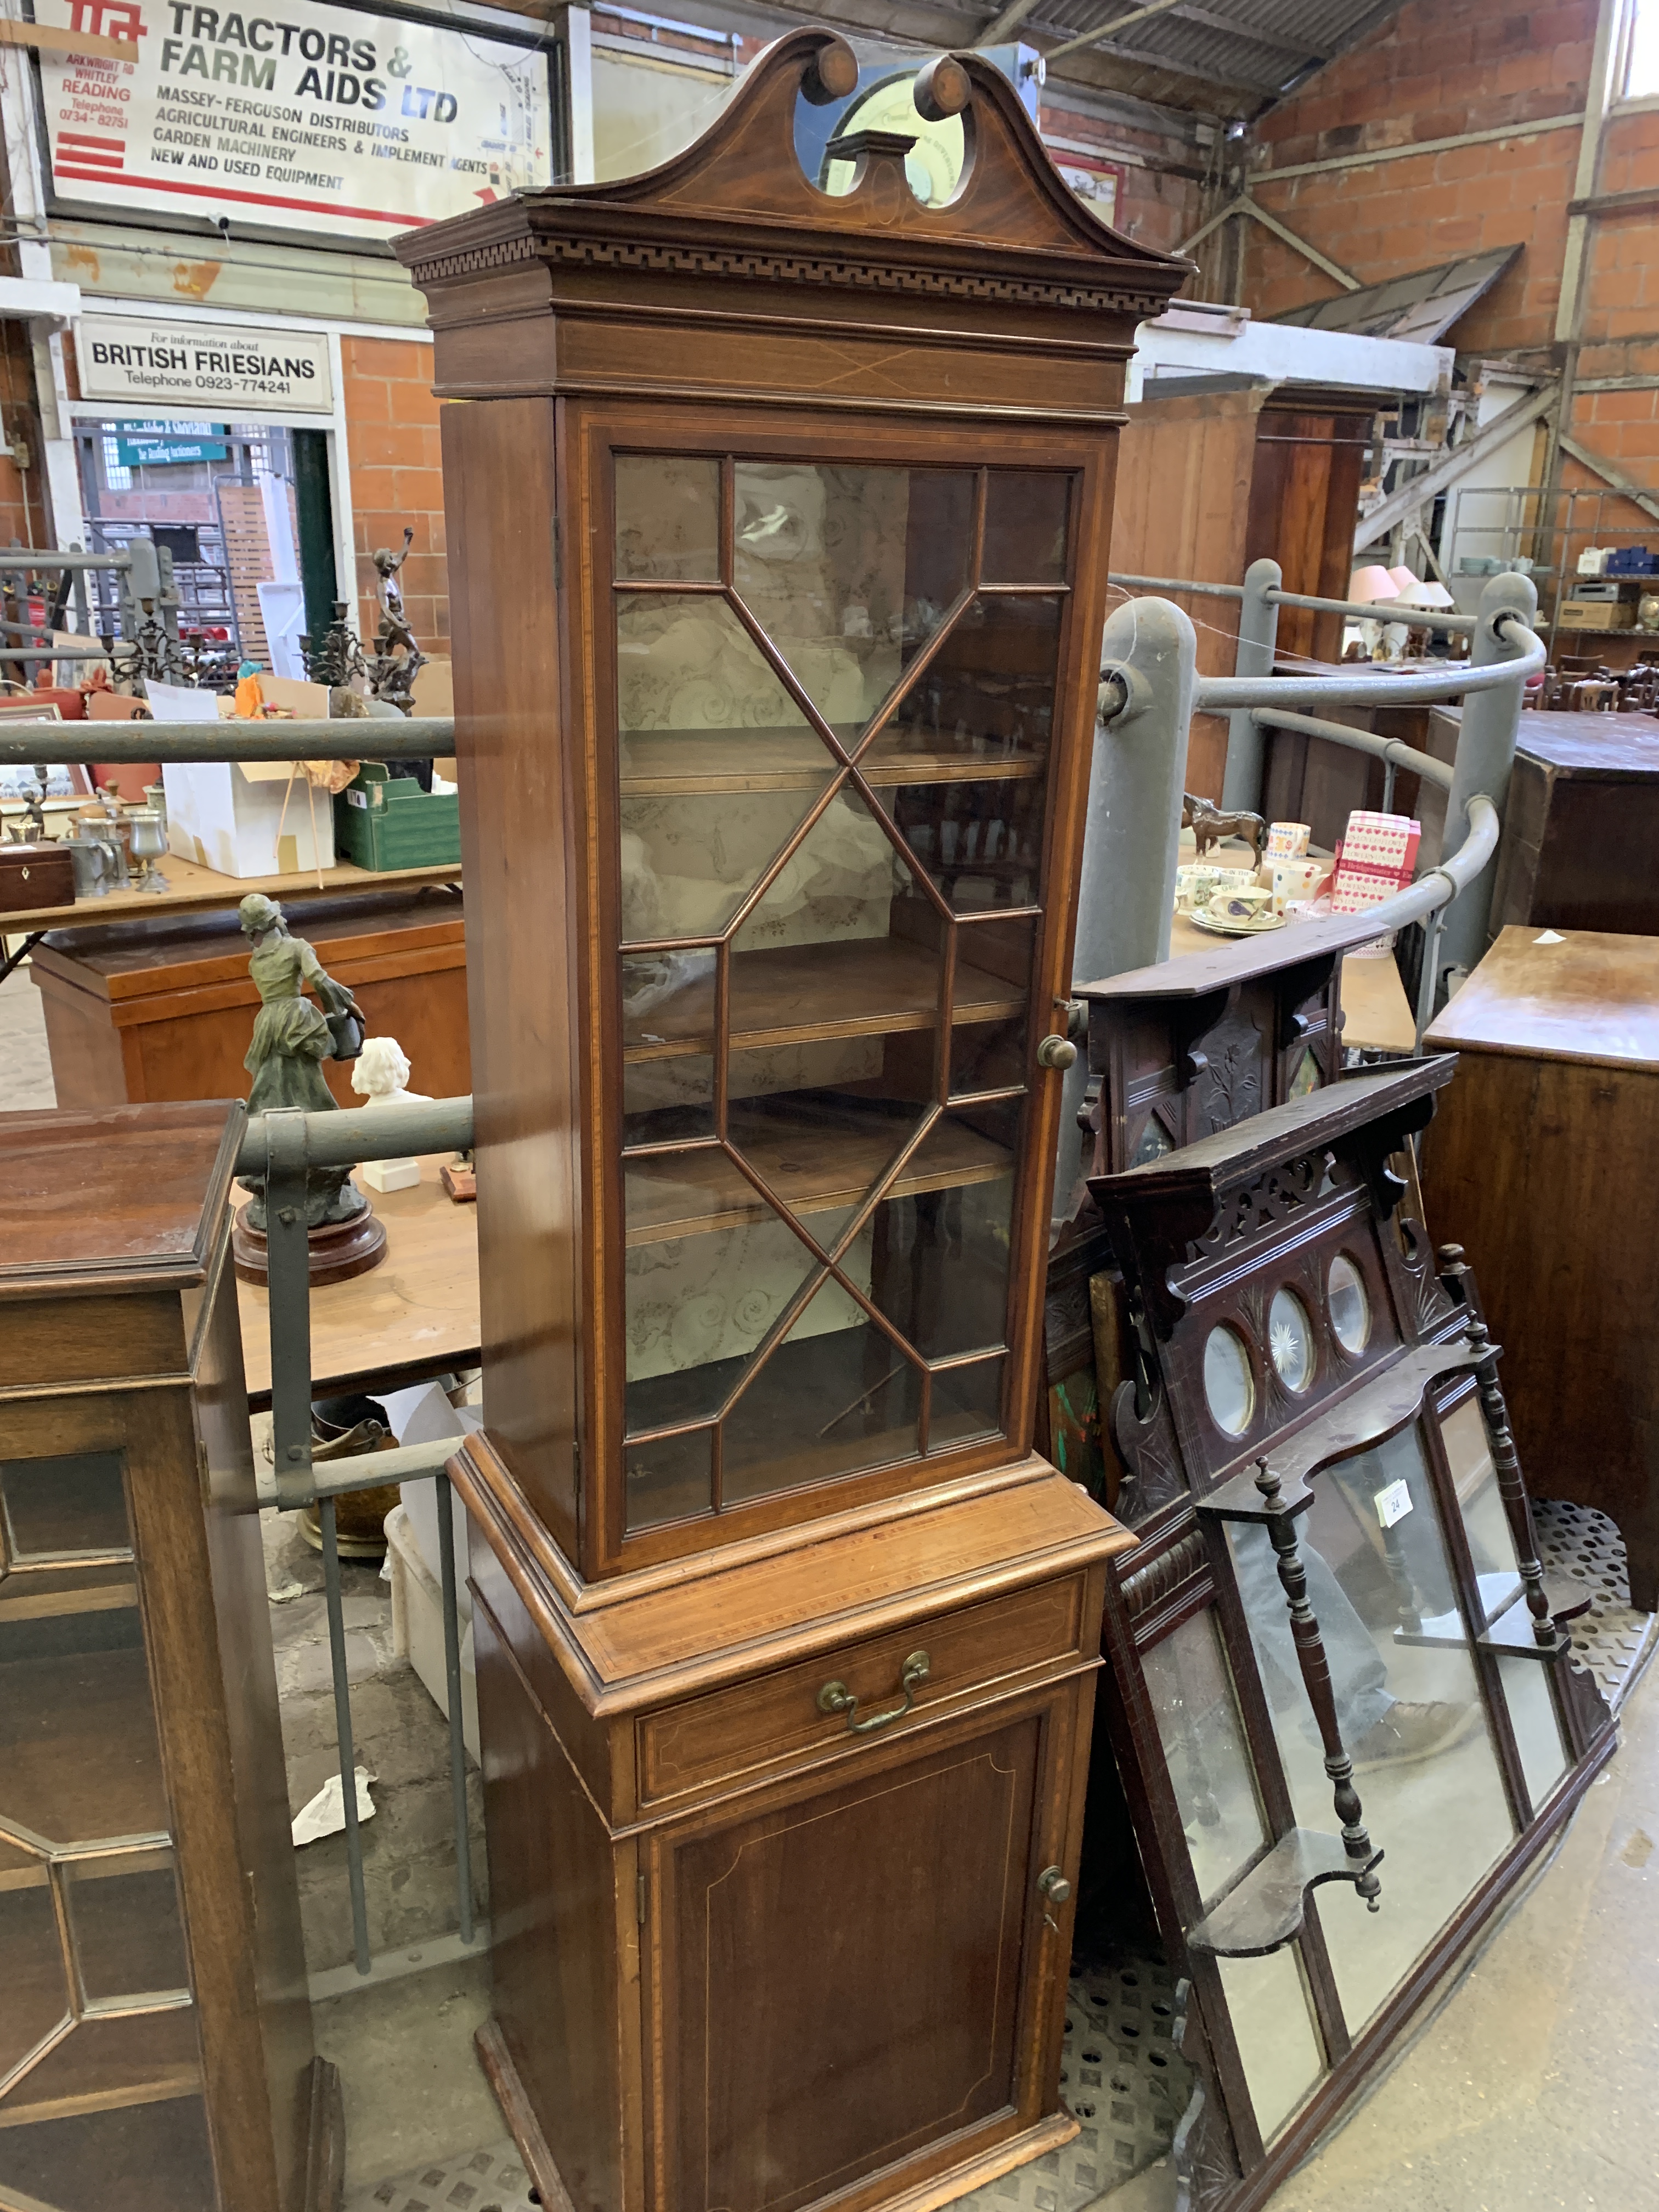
[1350,565,1400,604]
[1386,565,1420,595]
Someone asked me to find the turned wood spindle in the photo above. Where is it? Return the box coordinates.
[1253,1457,1383,1910]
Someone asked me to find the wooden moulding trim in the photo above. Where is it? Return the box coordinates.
[1221,1722,1616,2212]
[428,373,1131,428]
[470,1428,1079,1613]
[473,2022,580,2212]
[516,290,1145,362]
[100,947,469,1030]
[451,1435,1133,1716]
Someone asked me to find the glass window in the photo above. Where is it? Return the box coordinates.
[0,1453,210,2203]
[1497,1655,1570,1812]
[611,455,1075,1532]
[1437,1392,1523,1630]
[1268,1289,1314,1394]
[1142,1611,1268,1914]
[1327,1253,1369,1355]
[1226,1424,1515,2034]
[1215,1947,1327,2142]
[1203,1326,1254,1437]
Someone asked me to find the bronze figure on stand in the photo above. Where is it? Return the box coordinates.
[230,891,387,1284]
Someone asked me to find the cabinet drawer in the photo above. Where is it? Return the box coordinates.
[637,1572,1090,1809]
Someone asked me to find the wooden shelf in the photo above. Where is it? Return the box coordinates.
[624,1107,1013,1246]
[619,727,1045,795]
[0,2013,201,2130]
[0,1573,139,1624]
[624,937,1024,1062]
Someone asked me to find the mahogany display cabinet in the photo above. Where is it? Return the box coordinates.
[0,1101,338,2212]
[1074,1058,1614,2211]
[398,32,1187,2212]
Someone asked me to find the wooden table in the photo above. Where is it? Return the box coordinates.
[1166,912,1417,1055]
[235,1154,481,1408]
[0,849,461,942]
[1423,927,1659,1606]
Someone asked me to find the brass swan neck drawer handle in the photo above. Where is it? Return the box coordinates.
[816,1650,930,1735]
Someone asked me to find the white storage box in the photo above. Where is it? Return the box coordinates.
[161,757,335,878]
[385,1503,479,1764]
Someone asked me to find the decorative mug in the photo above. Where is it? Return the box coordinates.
[1208,884,1273,923]
[1270,859,1325,912]
[1267,821,1312,859]
[67,836,111,898]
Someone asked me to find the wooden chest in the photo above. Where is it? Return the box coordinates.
[0,839,75,911]
[1487,710,1659,934]
[1424,926,1659,1605]
[30,884,469,1110]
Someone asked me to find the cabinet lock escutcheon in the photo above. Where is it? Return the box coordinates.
[817,1650,930,1735]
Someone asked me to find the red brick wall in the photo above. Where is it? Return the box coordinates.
[1238,0,1659,555]
[1039,100,1206,256]
[340,332,448,657]
[1243,0,1596,349]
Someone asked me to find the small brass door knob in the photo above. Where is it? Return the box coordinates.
[1036,1035,1077,1071]
[1037,1865,1071,1903]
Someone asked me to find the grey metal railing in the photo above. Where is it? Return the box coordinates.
[13,562,1539,1988]
[240,1094,478,1981]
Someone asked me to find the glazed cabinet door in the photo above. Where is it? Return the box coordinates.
[574,404,1114,1569]
[643,1686,1085,2212]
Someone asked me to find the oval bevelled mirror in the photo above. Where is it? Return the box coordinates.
[1203,1323,1255,1437]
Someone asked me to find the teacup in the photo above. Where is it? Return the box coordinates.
[1176,864,1225,912]
[1270,859,1325,912]
[1207,884,1273,924]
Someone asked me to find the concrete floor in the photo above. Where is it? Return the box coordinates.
[9,952,1659,2207]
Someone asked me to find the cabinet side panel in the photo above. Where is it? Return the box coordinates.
[125,1372,287,2212]
[194,1232,315,2207]
[444,396,580,1555]
[474,1594,624,2212]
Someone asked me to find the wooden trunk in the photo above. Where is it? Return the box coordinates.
[398,32,1187,2212]
[1424,926,1659,1606]
[1488,710,1659,934]
[31,885,469,1110]
[0,1100,338,2212]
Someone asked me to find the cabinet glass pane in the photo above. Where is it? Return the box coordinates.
[1438,1393,1523,1629]
[1497,1654,1570,1811]
[616,454,720,580]
[0,1454,208,2209]
[1215,1946,1325,2142]
[1227,1424,1515,2035]
[611,453,1077,1534]
[1142,1610,1269,1916]
[720,1277,924,1503]
[732,462,975,731]
[981,471,1070,584]
[881,594,1062,776]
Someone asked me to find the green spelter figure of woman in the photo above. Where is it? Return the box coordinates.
[238,893,370,1231]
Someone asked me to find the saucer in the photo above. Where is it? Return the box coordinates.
[1189,908,1289,938]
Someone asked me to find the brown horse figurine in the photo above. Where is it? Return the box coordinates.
[1182,792,1266,867]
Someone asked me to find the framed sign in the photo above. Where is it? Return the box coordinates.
[36,0,555,243]
[76,313,335,409]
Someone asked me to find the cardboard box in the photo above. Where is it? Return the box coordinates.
[154,676,336,878]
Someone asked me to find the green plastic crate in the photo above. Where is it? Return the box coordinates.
[334,760,461,871]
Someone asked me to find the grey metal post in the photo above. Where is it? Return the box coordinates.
[1431,569,1537,997]
[1054,595,1197,1209]
[1220,556,1281,814]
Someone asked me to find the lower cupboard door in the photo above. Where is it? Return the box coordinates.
[646,1703,1058,2212]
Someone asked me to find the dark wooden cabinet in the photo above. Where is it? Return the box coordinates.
[0,1101,337,2212]
[398,32,1184,2212]
[1424,926,1659,1606]
[1487,710,1659,935]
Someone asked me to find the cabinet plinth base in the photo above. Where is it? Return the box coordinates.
[476,2018,1080,2212]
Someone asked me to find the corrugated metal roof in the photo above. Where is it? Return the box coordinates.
[997,0,1402,117]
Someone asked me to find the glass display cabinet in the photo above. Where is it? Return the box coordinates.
[399,31,1186,2212]
[1079,1057,1613,2210]
[0,1102,335,2212]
